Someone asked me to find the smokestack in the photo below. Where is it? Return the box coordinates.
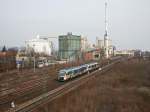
[104,0,109,58]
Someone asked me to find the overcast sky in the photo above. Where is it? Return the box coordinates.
[0,0,150,50]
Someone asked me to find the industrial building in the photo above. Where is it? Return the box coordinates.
[81,37,90,51]
[96,37,112,49]
[25,35,54,56]
[82,48,101,61]
[115,50,135,57]
[96,37,114,57]
[59,32,81,60]
[95,1,115,58]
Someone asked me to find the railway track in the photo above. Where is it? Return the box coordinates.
[0,61,84,93]
[5,58,123,112]
[0,75,55,110]
[0,75,50,95]
[0,64,80,94]
[0,61,88,111]
[0,68,51,91]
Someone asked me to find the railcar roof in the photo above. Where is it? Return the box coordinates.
[59,66,78,72]
[59,62,98,73]
[59,64,87,72]
[85,62,98,66]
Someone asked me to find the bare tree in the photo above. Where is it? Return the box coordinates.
[2,46,7,52]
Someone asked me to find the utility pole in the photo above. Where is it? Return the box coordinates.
[33,44,36,73]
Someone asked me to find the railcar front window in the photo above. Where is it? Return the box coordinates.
[59,72,65,76]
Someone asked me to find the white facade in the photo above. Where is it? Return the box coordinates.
[96,37,112,49]
[96,37,114,57]
[104,35,109,58]
[96,37,104,48]
[25,36,53,56]
[81,37,90,51]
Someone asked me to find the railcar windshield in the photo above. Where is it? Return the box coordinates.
[59,71,66,76]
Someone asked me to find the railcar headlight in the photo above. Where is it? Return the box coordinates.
[64,76,66,80]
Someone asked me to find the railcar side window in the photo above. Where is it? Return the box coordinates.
[68,71,73,75]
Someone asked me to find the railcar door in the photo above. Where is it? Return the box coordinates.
[66,72,71,80]
[68,71,73,79]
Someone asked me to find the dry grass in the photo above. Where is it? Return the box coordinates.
[0,61,86,111]
[34,59,150,112]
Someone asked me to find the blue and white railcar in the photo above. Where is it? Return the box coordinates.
[86,62,99,72]
[78,65,88,75]
[58,68,73,81]
[58,62,99,81]
[58,66,82,81]
[71,67,81,78]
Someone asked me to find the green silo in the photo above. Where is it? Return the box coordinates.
[59,32,81,60]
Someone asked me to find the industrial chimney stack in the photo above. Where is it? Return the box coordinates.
[104,0,109,58]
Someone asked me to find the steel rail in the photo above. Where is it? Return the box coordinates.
[5,59,122,112]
